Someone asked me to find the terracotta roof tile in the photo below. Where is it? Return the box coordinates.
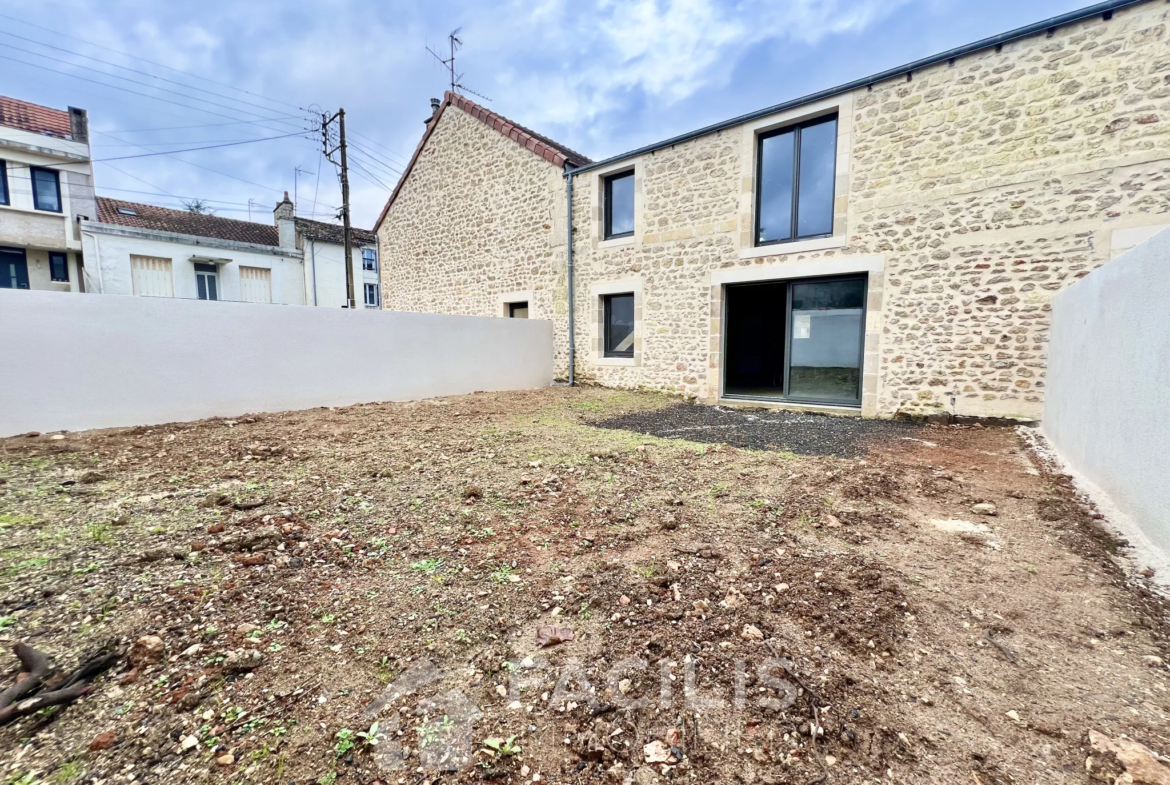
[96,197,280,246]
[0,95,73,139]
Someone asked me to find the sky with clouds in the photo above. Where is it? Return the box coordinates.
[1,0,1096,228]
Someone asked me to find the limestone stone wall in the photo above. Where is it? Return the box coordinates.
[569,0,1170,418]
[378,105,571,377]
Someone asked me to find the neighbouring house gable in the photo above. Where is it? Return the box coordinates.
[374,90,589,232]
[376,88,574,375]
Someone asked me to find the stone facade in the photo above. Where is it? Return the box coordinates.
[378,102,572,377]
[378,1,1170,418]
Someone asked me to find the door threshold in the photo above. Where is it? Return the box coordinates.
[717,397,863,416]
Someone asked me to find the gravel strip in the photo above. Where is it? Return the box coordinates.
[594,402,924,457]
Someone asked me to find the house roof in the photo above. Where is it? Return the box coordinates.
[0,95,73,140]
[447,91,591,169]
[373,90,591,231]
[96,197,280,247]
[568,0,1151,176]
[294,217,376,245]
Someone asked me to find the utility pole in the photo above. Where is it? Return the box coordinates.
[322,109,355,309]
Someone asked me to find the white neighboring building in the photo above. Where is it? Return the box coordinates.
[80,193,379,308]
[0,94,95,293]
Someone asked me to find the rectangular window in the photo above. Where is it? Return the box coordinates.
[31,167,62,213]
[194,262,219,301]
[362,248,377,272]
[508,301,529,318]
[0,160,8,206]
[49,252,68,282]
[603,293,635,358]
[603,170,635,240]
[364,282,380,307]
[755,114,838,246]
[0,247,29,289]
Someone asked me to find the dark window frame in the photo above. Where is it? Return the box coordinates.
[49,252,69,282]
[508,301,529,318]
[362,247,377,272]
[603,169,635,240]
[754,113,838,248]
[0,160,8,206]
[602,292,636,359]
[30,167,62,213]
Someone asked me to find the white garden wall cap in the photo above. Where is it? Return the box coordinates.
[563,0,1151,177]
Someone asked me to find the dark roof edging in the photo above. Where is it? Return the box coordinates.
[565,0,1150,176]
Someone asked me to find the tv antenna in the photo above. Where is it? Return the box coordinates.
[427,28,492,102]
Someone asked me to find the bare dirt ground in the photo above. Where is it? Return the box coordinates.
[0,387,1167,785]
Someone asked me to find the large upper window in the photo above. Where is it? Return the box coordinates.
[755,115,838,246]
[362,247,377,272]
[603,293,635,358]
[31,167,62,213]
[603,170,635,240]
[0,160,8,206]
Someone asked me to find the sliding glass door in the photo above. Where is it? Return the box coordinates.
[723,275,866,406]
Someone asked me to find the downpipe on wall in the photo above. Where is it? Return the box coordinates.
[566,166,576,386]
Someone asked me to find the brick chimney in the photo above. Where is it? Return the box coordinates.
[273,191,296,248]
[68,107,88,144]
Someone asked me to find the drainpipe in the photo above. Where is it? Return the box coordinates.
[566,167,576,386]
[309,239,318,306]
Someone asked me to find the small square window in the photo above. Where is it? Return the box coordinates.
[49,252,68,282]
[508,301,529,318]
[0,160,8,206]
[31,167,62,213]
[603,293,635,358]
[603,170,635,240]
[364,282,380,307]
[362,248,377,272]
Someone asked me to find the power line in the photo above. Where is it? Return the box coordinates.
[348,159,392,191]
[99,115,306,134]
[0,11,304,112]
[0,51,307,135]
[0,30,310,127]
[347,149,401,183]
[27,131,314,168]
[0,53,311,134]
[348,142,404,176]
[91,130,310,197]
[349,130,412,166]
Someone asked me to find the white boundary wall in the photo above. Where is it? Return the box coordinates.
[0,290,553,436]
[1043,227,1170,552]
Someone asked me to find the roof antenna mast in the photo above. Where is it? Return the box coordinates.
[427,29,492,102]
